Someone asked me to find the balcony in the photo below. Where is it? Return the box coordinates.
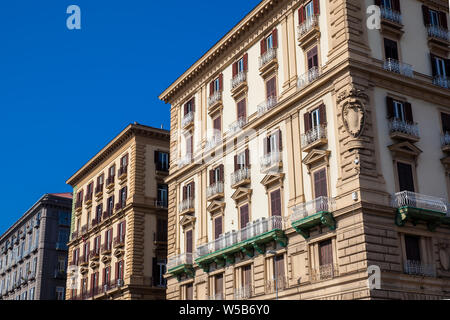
[427,25,450,48]
[301,124,327,152]
[234,285,254,300]
[265,276,288,294]
[84,193,93,206]
[177,154,193,168]
[260,151,282,173]
[113,236,125,249]
[179,198,194,215]
[75,201,83,213]
[297,66,321,89]
[383,58,414,78]
[290,196,337,239]
[380,7,402,26]
[182,111,195,129]
[259,48,278,77]
[154,200,168,209]
[207,182,224,201]
[230,167,251,188]
[388,118,420,142]
[392,191,448,231]
[106,176,115,189]
[404,260,436,277]
[257,96,278,117]
[208,91,222,113]
[103,210,112,220]
[208,293,224,300]
[89,249,100,261]
[433,75,449,89]
[81,224,88,235]
[441,133,450,153]
[71,231,79,240]
[205,134,222,152]
[100,243,112,256]
[297,15,320,48]
[167,252,195,280]
[91,217,101,229]
[95,184,104,198]
[227,117,247,136]
[310,263,339,282]
[79,255,89,267]
[231,72,247,97]
[118,166,128,180]
[195,216,287,272]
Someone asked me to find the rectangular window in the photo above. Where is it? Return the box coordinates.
[157,184,169,207]
[186,283,193,300]
[319,239,333,266]
[103,266,111,286]
[186,230,193,253]
[237,99,246,120]
[384,38,399,61]
[305,1,314,18]
[119,186,127,208]
[213,116,222,133]
[242,265,252,287]
[56,287,65,300]
[433,56,447,77]
[156,151,169,171]
[214,216,223,240]
[270,189,281,216]
[106,229,112,249]
[237,58,244,72]
[429,9,439,26]
[266,77,276,99]
[215,273,224,297]
[307,46,318,70]
[404,235,421,262]
[274,254,285,279]
[313,168,328,198]
[397,162,415,192]
[116,260,124,281]
[107,195,114,215]
[240,204,249,228]
[58,211,70,226]
[109,165,116,178]
[266,34,273,50]
[156,218,168,242]
[441,113,450,133]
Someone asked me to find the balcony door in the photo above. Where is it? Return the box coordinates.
[313,168,328,198]
[214,216,223,240]
[397,162,415,192]
[185,230,193,254]
[404,235,421,263]
[266,77,276,100]
[384,38,399,61]
[215,273,224,299]
[239,204,249,229]
[319,239,333,266]
[307,46,318,70]
[237,99,246,121]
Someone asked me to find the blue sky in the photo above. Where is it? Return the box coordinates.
[0,0,261,234]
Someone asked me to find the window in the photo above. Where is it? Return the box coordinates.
[214,216,223,240]
[156,218,167,242]
[386,97,413,123]
[242,265,252,288]
[116,260,124,281]
[209,165,224,186]
[232,54,248,78]
[94,236,101,254]
[237,99,246,121]
[384,38,398,61]
[109,165,116,178]
[120,154,128,168]
[404,235,421,262]
[234,149,249,171]
[270,189,282,216]
[107,195,114,215]
[57,255,66,273]
[238,58,244,73]
[273,254,285,279]
[153,258,167,287]
[29,287,35,300]
[397,162,415,192]
[304,104,326,132]
[319,239,333,266]
[155,151,169,171]
[441,113,450,134]
[118,221,126,240]
[185,230,193,253]
[213,116,222,133]
[260,29,278,55]
[56,287,65,300]
[105,229,112,250]
[239,204,249,228]
[183,182,195,201]
[97,173,104,189]
[214,273,224,299]
[157,184,168,207]
[305,1,314,18]
[313,168,328,198]
[265,130,282,155]
[185,283,193,300]
[307,46,318,70]
[266,77,276,99]
[83,242,90,261]
[422,6,448,29]
[96,204,102,222]
[87,182,93,198]
[57,230,69,248]
[103,266,111,286]
[381,0,392,9]
[119,186,127,208]
[431,55,448,77]
[184,98,195,115]
[58,211,70,226]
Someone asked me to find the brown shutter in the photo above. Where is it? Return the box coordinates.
[270,189,281,216]
[213,116,221,132]
[214,217,222,240]
[184,103,188,116]
[440,12,448,30]
[234,155,238,171]
[183,186,187,201]
[392,0,400,12]
[422,5,430,26]
[404,102,413,122]
[304,112,312,132]
[319,240,333,266]
[232,62,238,77]
[219,73,223,91]
[240,204,249,228]
[237,100,246,119]
[245,149,250,167]
[210,81,214,95]
[272,29,278,48]
[260,39,266,55]
[275,255,285,278]
[299,6,304,24]
[210,170,215,186]
[219,164,224,182]
[263,136,268,155]
[314,168,328,198]
[243,265,251,286]
[386,97,395,119]
[278,129,282,151]
[191,182,195,198]
[319,104,326,124]
[313,0,320,14]
[186,230,192,253]
[191,97,195,112]
[243,53,248,71]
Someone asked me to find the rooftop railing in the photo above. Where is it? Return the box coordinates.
[427,25,449,41]
[301,124,327,148]
[297,66,321,89]
[388,118,420,138]
[259,47,277,69]
[231,71,247,89]
[297,14,319,38]
[383,58,414,78]
[257,96,278,116]
[291,196,336,223]
[167,252,194,270]
[380,6,402,24]
[392,191,448,214]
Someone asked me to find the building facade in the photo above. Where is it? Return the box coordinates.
[65,123,170,300]
[160,0,450,300]
[0,193,72,300]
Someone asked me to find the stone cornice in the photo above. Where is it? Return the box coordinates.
[66,123,170,186]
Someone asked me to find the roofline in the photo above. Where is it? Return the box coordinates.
[158,0,279,104]
[66,123,170,186]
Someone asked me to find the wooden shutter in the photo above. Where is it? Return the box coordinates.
[299,6,305,24]
[237,100,246,119]
[240,204,249,228]
[404,102,413,122]
[392,0,400,12]
[397,162,415,192]
[278,129,282,151]
[243,53,248,71]
[319,104,327,124]
[422,5,430,26]
[182,186,187,201]
[234,155,238,171]
[245,149,250,167]
[386,97,395,119]
[214,217,222,240]
[272,29,278,48]
[210,170,215,186]
[274,255,285,278]
[430,53,437,76]
[404,235,421,262]
[441,113,450,133]
[313,0,320,14]
[219,73,223,91]
[191,97,195,112]
[270,189,281,216]
[210,81,214,95]
[307,46,318,69]
[260,39,267,55]
[319,239,333,266]
[266,77,276,99]
[314,168,328,198]
[184,102,188,116]
[215,274,223,295]
[219,164,224,182]
[439,11,448,29]
[191,182,195,199]
[186,230,193,253]
[243,265,251,286]
[213,116,221,132]
[232,62,238,77]
[304,112,312,132]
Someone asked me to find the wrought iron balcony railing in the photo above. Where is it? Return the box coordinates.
[297,66,321,89]
[291,196,336,223]
[383,58,414,77]
[257,96,278,116]
[205,134,222,151]
[260,151,282,171]
[231,71,247,89]
[177,154,193,168]
[380,6,402,24]
[207,182,224,199]
[297,14,319,38]
[234,284,254,300]
[182,111,195,128]
[404,260,436,277]
[208,292,224,300]
[388,118,420,138]
[427,25,449,41]
[433,75,449,89]
[230,167,250,186]
[301,124,327,148]
[259,47,277,69]
[227,117,247,136]
[208,91,222,107]
[167,252,194,270]
[265,276,288,294]
[179,198,194,213]
[154,200,168,208]
[392,191,448,214]
[441,133,450,147]
[310,263,339,282]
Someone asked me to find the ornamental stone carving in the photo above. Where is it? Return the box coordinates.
[338,88,368,139]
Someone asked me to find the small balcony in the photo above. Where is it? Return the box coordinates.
[265,276,288,294]
[182,111,195,129]
[383,58,414,78]
[195,216,287,272]
[297,66,321,89]
[103,210,112,220]
[257,96,278,117]
[301,124,327,152]
[95,184,103,197]
[297,15,320,48]
[433,75,449,89]
[205,135,222,152]
[310,263,339,282]
[227,117,247,136]
[231,72,247,97]
[380,6,402,26]
[290,196,337,239]
[100,243,112,256]
[404,260,436,277]
[208,293,224,300]
[89,249,100,261]
[79,255,89,267]
[81,224,88,235]
[118,166,127,180]
[75,201,83,213]
[179,198,194,215]
[177,154,193,168]
[113,236,125,249]
[84,193,93,206]
[91,217,101,229]
[234,285,254,300]
[388,118,420,142]
[260,151,282,173]
[392,191,448,231]
[207,182,224,201]
[441,133,450,153]
[106,176,115,189]
[167,252,195,280]
[427,25,450,47]
[154,200,168,209]
[208,91,222,112]
[230,167,251,188]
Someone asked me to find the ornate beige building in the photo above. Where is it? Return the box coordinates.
[160,0,450,300]
[65,123,170,300]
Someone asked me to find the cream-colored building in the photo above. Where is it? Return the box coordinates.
[65,123,170,300]
[160,0,450,300]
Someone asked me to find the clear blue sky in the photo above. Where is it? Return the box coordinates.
[0,0,261,234]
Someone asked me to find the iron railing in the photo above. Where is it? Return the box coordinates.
[383,58,414,77]
[227,117,247,136]
[427,25,449,41]
[179,198,194,213]
[297,66,321,89]
[260,151,282,171]
[257,96,278,116]
[167,252,194,270]
[231,71,247,89]
[259,47,277,68]
[301,124,327,148]
[404,260,436,277]
[208,292,224,300]
[441,133,450,147]
[231,167,250,186]
[177,154,193,168]
[291,196,336,223]
[182,111,195,128]
[310,263,339,282]
[208,91,222,107]
[388,118,420,138]
[380,6,402,24]
[297,14,319,38]
[392,191,448,214]
[207,182,224,198]
[205,135,222,151]
[265,276,288,294]
[433,75,449,89]
[234,284,254,300]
